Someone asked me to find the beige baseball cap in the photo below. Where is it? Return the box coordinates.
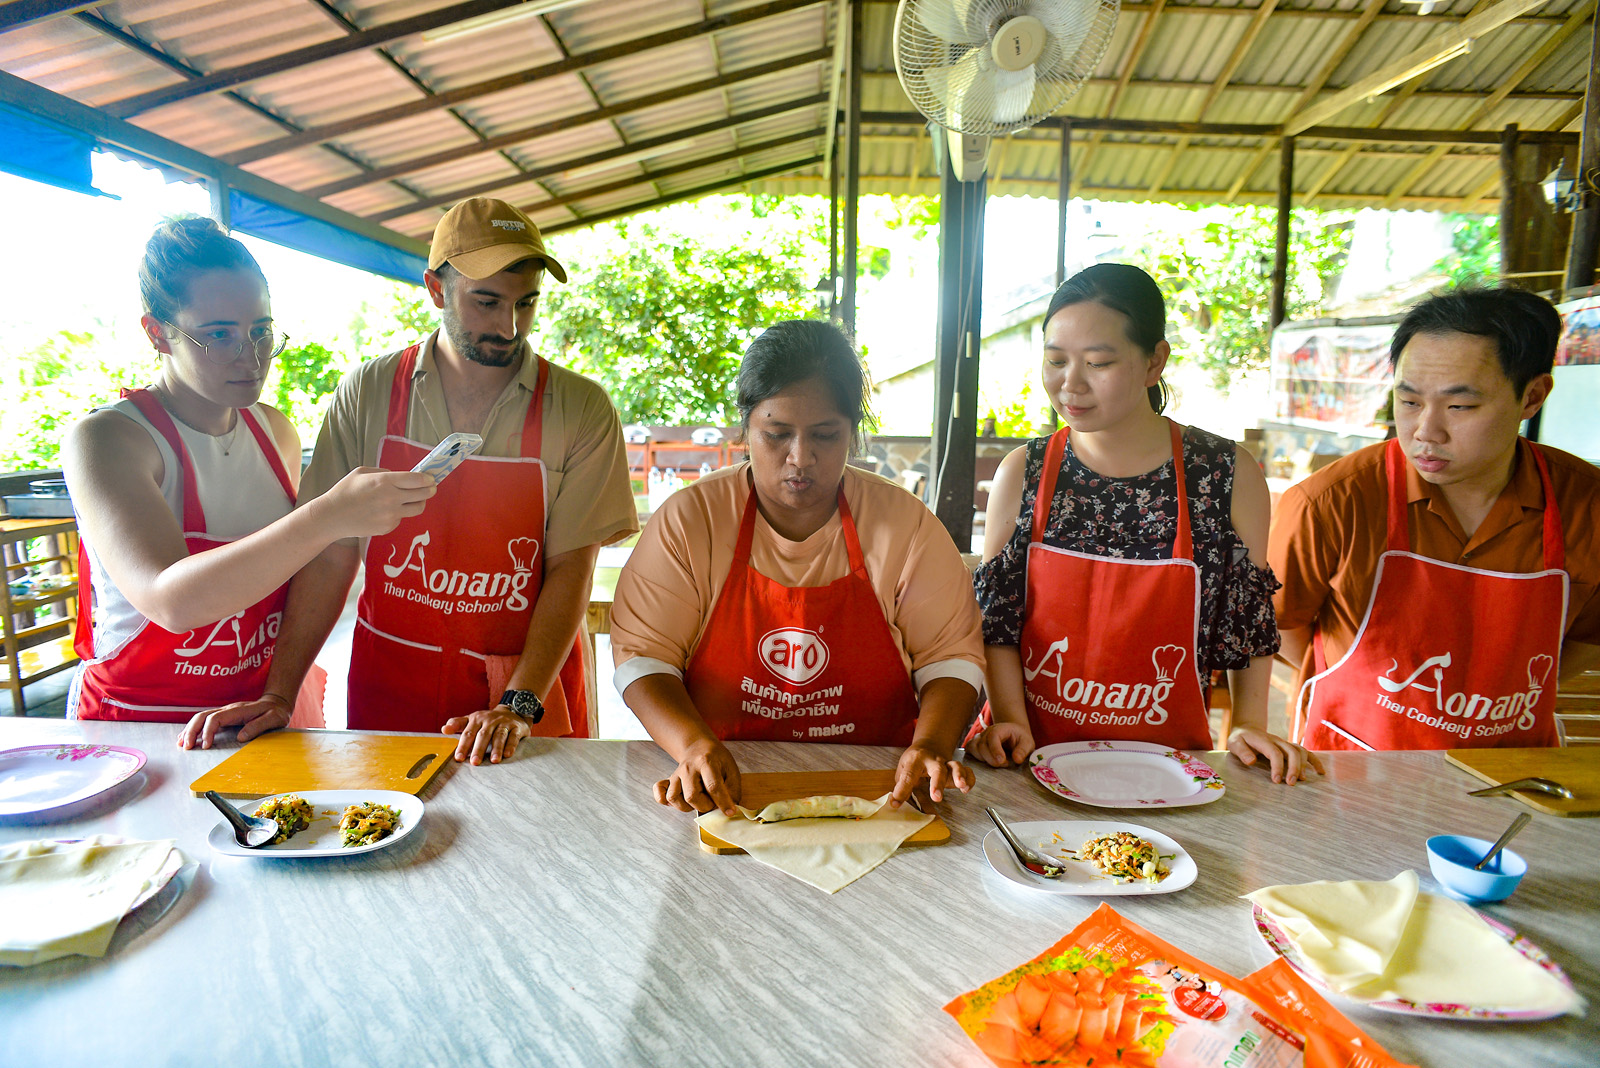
[428,197,567,283]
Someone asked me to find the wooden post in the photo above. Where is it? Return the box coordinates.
[1055,119,1071,287]
[931,134,985,546]
[1565,14,1600,292]
[841,0,862,334]
[1500,124,1519,281]
[209,178,231,231]
[1269,136,1295,327]
[828,126,839,319]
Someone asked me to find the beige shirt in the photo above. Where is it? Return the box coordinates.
[301,331,639,557]
[611,463,985,695]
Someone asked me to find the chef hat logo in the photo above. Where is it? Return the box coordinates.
[1527,654,1554,692]
[506,537,540,573]
[1150,645,1187,683]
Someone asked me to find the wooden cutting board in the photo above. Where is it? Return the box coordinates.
[1445,747,1600,817]
[190,730,454,798]
[698,769,951,854]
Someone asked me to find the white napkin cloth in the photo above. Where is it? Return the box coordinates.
[697,793,933,893]
[0,836,181,966]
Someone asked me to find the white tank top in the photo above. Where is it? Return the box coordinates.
[80,397,295,660]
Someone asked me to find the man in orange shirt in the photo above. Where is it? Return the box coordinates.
[1270,287,1600,750]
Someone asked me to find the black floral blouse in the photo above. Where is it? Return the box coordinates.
[973,425,1281,683]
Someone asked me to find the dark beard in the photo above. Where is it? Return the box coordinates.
[443,318,521,368]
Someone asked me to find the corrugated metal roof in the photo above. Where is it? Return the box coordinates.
[2,0,1590,253]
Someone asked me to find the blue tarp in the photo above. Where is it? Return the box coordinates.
[0,104,111,197]
[228,190,427,285]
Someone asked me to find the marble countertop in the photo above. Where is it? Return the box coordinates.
[1,719,1595,1068]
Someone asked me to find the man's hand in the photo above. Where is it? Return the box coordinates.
[1227,726,1325,785]
[968,721,1035,768]
[891,744,974,808]
[654,738,742,815]
[178,694,291,750]
[442,706,530,765]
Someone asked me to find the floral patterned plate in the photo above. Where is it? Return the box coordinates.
[0,745,147,818]
[1252,902,1578,1020]
[1028,740,1225,808]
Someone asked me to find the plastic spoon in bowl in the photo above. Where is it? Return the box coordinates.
[203,790,278,848]
[985,807,1066,878]
[1473,812,1532,871]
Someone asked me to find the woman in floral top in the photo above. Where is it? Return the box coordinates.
[971,264,1321,784]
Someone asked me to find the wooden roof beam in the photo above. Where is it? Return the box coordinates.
[356,93,829,217]
[1285,0,1550,136]
[1148,0,1279,196]
[1382,4,1593,207]
[1076,0,1167,189]
[539,154,823,235]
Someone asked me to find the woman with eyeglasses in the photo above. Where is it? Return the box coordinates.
[62,216,436,727]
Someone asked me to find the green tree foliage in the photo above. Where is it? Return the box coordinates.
[269,340,343,430]
[1134,206,1353,387]
[0,328,153,470]
[1435,213,1499,287]
[539,210,824,424]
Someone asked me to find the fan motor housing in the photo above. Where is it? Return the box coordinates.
[991,15,1047,72]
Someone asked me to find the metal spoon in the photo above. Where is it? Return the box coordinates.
[1467,777,1574,800]
[985,807,1066,878]
[204,791,278,849]
[1473,812,1532,871]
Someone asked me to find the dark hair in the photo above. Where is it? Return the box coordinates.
[1044,262,1170,413]
[736,320,877,451]
[138,215,267,323]
[1389,287,1560,395]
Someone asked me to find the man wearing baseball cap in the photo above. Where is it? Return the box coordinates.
[183,198,638,761]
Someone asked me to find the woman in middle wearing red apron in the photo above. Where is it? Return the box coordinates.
[610,320,985,816]
[970,264,1322,785]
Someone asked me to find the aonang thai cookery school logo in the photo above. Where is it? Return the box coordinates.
[739,627,850,738]
[172,610,282,677]
[380,532,537,614]
[1369,651,1552,740]
[1024,638,1185,727]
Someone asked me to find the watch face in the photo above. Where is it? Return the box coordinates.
[510,690,544,723]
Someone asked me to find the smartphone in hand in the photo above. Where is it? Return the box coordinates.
[411,432,483,481]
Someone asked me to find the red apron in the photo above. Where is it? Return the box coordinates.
[348,344,588,737]
[1298,439,1566,751]
[73,389,296,721]
[682,480,921,745]
[1017,420,1213,751]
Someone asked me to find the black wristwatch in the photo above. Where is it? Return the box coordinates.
[499,689,545,724]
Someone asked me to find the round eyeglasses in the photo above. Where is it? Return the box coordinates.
[165,322,290,365]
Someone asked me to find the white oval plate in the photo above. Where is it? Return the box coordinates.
[0,745,147,817]
[982,820,1197,895]
[207,790,423,859]
[1252,902,1578,1021]
[1029,740,1225,808]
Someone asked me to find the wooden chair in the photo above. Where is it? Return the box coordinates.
[1556,668,1600,745]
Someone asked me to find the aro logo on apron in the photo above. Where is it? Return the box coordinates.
[1016,420,1215,752]
[1298,439,1568,751]
[759,627,829,685]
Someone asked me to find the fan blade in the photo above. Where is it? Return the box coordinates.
[922,49,988,122]
[1028,0,1093,64]
[992,64,1037,124]
[917,0,985,46]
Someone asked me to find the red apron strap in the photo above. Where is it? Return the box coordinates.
[732,478,762,567]
[1167,418,1193,562]
[836,487,867,576]
[1031,428,1070,545]
[72,538,95,660]
[121,387,206,532]
[1384,438,1411,553]
[237,407,298,505]
[1528,442,1565,572]
[385,344,422,438]
[520,357,548,457]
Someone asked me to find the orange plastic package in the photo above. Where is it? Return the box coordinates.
[944,903,1414,1068]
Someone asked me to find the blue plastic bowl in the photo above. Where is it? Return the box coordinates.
[1426,834,1527,903]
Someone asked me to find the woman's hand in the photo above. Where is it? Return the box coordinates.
[178,693,291,749]
[1227,726,1325,785]
[891,744,973,808]
[313,467,437,540]
[968,721,1036,768]
[442,705,530,765]
[654,738,742,815]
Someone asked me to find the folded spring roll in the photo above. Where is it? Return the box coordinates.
[751,794,883,823]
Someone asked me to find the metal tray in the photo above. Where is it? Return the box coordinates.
[3,494,75,518]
